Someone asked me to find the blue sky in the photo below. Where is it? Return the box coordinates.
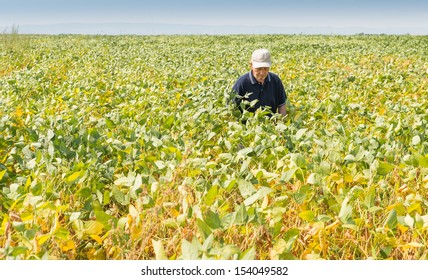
[1,0,427,33]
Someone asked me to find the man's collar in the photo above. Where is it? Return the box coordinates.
[249,71,271,84]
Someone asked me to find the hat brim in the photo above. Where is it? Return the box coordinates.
[252,61,271,68]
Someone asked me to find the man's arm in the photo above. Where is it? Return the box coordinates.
[278,104,286,116]
[275,75,287,117]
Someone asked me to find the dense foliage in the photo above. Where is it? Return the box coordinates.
[1,34,427,260]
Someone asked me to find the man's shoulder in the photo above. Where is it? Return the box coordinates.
[234,72,251,86]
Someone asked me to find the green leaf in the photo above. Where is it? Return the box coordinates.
[418,155,428,168]
[103,190,110,206]
[338,197,353,224]
[233,204,248,225]
[31,182,43,196]
[240,159,251,173]
[94,210,115,228]
[299,210,315,222]
[238,179,256,198]
[306,173,317,184]
[204,210,221,229]
[403,154,419,167]
[54,227,70,240]
[364,186,376,208]
[414,213,424,229]
[224,178,236,191]
[47,129,55,140]
[314,161,331,177]
[11,247,29,257]
[280,167,298,182]
[220,245,241,259]
[83,220,104,235]
[164,115,175,128]
[368,206,383,213]
[202,234,214,252]
[112,186,129,205]
[181,238,200,260]
[404,214,414,228]
[114,175,133,186]
[316,215,333,223]
[77,187,91,199]
[377,162,394,176]
[201,234,215,252]
[344,154,356,162]
[283,228,300,252]
[295,128,308,140]
[204,185,218,205]
[291,153,306,168]
[196,218,212,239]
[385,209,397,230]
[130,174,143,199]
[292,185,310,205]
[380,246,392,258]
[69,212,81,222]
[244,187,272,206]
[155,160,166,170]
[412,135,421,145]
[152,239,167,260]
[238,147,253,156]
[240,246,256,260]
[133,173,142,189]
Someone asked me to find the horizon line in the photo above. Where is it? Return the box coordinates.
[1,22,426,36]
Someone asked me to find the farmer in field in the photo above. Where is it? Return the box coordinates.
[232,48,287,117]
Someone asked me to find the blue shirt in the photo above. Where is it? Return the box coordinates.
[232,71,286,115]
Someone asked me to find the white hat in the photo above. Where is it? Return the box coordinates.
[251,49,272,68]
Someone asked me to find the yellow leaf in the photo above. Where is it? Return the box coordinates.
[325,220,340,230]
[1,215,9,233]
[354,174,368,184]
[386,204,397,211]
[90,235,103,245]
[66,171,82,183]
[15,107,24,117]
[61,240,75,252]
[328,173,342,182]
[398,224,408,234]
[20,212,33,222]
[170,208,180,218]
[84,221,104,235]
[402,242,424,249]
[25,176,31,188]
[37,234,50,246]
[0,170,7,181]
[343,173,353,183]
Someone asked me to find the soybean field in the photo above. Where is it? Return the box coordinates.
[1,34,428,260]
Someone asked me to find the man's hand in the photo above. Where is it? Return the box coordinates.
[278,104,286,116]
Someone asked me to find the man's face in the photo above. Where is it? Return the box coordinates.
[252,66,269,83]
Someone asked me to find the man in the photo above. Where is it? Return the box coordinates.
[232,49,287,117]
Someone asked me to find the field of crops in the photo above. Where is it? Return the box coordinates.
[1,34,427,260]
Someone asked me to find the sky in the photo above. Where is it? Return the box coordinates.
[1,0,427,34]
